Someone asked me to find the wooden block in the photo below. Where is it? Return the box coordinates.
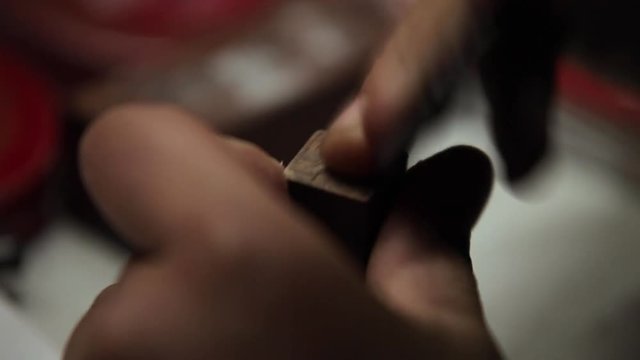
[285,131,406,265]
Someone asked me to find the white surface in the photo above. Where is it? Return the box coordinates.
[0,293,58,360]
[8,220,127,353]
[4,85,640,359]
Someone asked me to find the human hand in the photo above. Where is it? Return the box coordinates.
[323,0,562,182]
[65,104,501,360]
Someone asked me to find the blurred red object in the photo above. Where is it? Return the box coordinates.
[0,50,58,208]
[0,48,58,267]
[2,0,280,69]
[557,57,640,184]
[558,58,640,130]
[52,0,275,37]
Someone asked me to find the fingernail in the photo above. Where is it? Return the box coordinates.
[332,97,365,133]
[328,96,403,176]
[322,98,376,176]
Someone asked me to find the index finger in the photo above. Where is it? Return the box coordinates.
[80,104,298,255]
[322,0,489,176]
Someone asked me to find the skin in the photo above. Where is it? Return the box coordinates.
[64,0,565,355]
[65,104,502,359]
[323,0,562,182]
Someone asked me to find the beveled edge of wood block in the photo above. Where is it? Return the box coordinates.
[284,130,373,202]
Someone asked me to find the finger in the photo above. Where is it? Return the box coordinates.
[480,0,563,182]
[322,0,483,176]
[368,146,495,333]
[79,104,288,253]
[67,103,435,359]
[69,103,345,358]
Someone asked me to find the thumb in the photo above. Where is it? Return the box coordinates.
[367,146,499,356]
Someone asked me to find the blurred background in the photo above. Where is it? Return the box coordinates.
[0,0,638,358]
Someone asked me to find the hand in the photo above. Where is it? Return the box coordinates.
[322,0,563,182]
[65,104,501,360]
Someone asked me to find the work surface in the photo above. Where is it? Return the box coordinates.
[4,85,640,359]
[0,294,57,359]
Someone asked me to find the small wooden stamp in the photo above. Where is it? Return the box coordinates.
[285,131,406,265]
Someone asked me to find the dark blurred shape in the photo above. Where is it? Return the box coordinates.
[480,0,562,183]
[397,146,494,257]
